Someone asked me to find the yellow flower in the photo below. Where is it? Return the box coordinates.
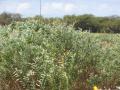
[93,85,99,90]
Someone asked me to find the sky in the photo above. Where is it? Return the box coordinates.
[0,0,120,17]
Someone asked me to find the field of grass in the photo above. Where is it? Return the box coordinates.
[0,20,120,90]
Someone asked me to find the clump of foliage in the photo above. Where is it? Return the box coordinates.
[1,12,120,34]
[0,20,120,90]
[0,12,22,25]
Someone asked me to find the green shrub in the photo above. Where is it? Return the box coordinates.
[0,20,120,90]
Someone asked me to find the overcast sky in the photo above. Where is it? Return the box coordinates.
[0,0,120,17]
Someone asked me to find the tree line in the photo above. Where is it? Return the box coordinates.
[0,12,22,25]
[63,14,120,33]
[1,12,120,33]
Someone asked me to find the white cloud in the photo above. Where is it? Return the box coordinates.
[0,2,31,14]
[51,2,64,10]
[97,4,112,11]
[42,2,77,16]
[16,3,31,13]
[64,3,77,13]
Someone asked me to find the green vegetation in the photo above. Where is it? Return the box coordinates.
[1,12,120,33]
[0,20,120,90]
[64,14,120,33]
[0,12,22,25]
